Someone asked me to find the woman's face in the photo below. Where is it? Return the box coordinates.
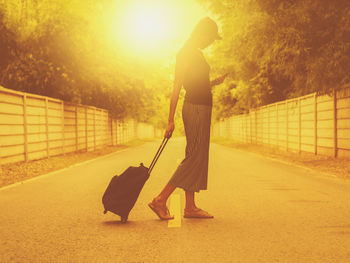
[198,34,216,49]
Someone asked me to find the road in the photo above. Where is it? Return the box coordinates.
[1,137,350,262]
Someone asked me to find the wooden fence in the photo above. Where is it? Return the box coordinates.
[213,87,350,158]
[0,86,161,165]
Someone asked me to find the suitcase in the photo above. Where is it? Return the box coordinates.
[102,137,169,223]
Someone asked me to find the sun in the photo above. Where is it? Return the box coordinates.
[116,2,176,50]
[129,6,168,45]
[110,0,207,58]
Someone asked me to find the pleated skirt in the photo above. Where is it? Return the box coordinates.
[168,101,212,192]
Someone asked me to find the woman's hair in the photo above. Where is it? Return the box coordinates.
[189,17,221,42]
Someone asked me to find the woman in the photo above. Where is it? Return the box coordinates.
[148,17,228,220]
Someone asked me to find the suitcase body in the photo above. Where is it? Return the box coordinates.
[102,138,169,223]
[102,163,149,223]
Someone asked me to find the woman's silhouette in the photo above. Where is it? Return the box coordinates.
[148,17,228,219]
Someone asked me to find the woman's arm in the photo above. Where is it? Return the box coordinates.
[210,72,229,88]
[164,51,186,138]
[164,82,182,138]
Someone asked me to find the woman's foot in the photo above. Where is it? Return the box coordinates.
[148,197,174,220]
[184,207,214,219]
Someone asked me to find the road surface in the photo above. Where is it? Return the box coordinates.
[1,137,350,262]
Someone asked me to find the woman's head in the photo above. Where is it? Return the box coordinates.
[189,17,221,49]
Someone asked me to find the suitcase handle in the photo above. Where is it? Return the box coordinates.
[148,137,169,175]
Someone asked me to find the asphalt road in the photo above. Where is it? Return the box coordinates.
[1,137,350,262]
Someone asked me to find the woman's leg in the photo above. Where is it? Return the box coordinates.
[149,184,176,220]
[156,187,198,210]
[154,183,176,205]
[185,191,197,210]
[184,190,213,218]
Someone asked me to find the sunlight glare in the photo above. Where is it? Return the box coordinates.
[111,0,207,59]
[129,6,168,45]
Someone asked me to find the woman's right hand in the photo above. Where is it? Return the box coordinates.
[164,121,175,138]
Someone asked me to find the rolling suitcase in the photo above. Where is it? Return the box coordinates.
[102,137,169,223]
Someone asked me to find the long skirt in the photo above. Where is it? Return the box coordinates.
[168,101,212,192]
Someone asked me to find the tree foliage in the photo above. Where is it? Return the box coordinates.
[201,0,350,120]
[2,0,349,128]
[0,0,169,124]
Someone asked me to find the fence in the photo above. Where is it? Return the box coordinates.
[0,86,161,165]
[213,87,350,158]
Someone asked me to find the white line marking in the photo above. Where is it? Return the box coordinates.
[168,194,181,228]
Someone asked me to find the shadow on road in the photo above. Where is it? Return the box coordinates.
[102,218,164,227]
[102,220,135,226]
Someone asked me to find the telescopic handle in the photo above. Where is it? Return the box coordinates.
[148,137,169,175]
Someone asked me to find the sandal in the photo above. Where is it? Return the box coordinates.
[184,208,214,219]
[148,198,174,220]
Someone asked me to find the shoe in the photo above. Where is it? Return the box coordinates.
[148,198,174,220]
[184,208,214,219]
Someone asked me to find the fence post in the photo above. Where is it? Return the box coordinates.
[124,121,126,142]
[245,114,248,143]
[250,111,252,143]
[61,101,65,155]
[262,108,265,145]
[115,120,118,144]
[276,104,279,149]
[121,121,124,144]
[93,108,96,150]
[117,120,120,144]
[298,98,301,154]
[23,94,28,162]
[114,119,117,144]
[255,110,258,144]
[125,121,128,143]
[45,98,49,158]
[227,117,230,139]
[85,107,88,151]
[240,116,243,142]
[110,116,113,146]
[333,88,338,157]
[314,93,317,155]
[115,119,120,145]
[75,106,78,151]
[0,142,2,180]
[286,101,289,151]
[268,106,270,146]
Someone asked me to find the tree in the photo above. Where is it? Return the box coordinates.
[199,0,350,120]
[0,0,171,126]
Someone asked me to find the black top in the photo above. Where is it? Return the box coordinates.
[174,45,212,106]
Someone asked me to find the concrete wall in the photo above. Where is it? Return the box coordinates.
[0,86,161,165]
[213,87,350,158]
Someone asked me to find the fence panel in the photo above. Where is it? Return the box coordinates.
[276,103,287,150]
[0,86,159,166]
[316,94,334,156]
[213,87,350,158]
[336,88,350,157]
[0,90,26,163]
[300,95,315,153]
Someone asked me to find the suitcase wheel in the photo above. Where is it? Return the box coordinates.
[121,216,128,223]
[103,209,107,214]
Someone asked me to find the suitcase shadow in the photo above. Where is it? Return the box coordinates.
[102,220,134,226]
[102,218,165,227]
